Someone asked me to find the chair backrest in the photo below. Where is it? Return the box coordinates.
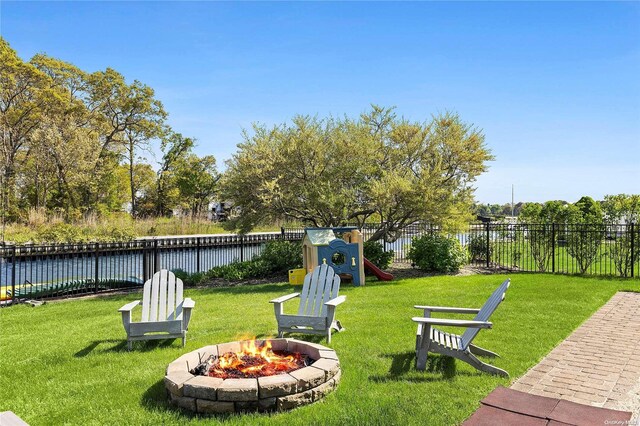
[297,264,341,318]
[141,270,184,322]
[460,279,510,349]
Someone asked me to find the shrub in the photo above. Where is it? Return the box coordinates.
[467,234,492,262]
[407,234,467,273]
[205,259,272,281]
[95,226,137,242]
[176,240,303,282]
[36,223,87,243]
[171,269,206,286]
[363,240,394,270]
[259,240,303,272]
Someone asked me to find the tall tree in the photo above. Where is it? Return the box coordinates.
[89,69,166,208]
[222,106,493,240]
[153,131,195,216]
[0,38,50,218]
[174,154,220,218]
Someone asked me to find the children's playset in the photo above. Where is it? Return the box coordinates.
[289,227,394,286]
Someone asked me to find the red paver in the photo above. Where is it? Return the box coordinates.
[482,385,559,418]
[550,400,634,425]
[463,387,632,426]
[512,291,640,422]
[463,405,548,426]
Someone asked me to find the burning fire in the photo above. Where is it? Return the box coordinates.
[204,340,308,379]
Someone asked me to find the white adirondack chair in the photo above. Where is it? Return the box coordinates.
[270,264,346,343]
[118,270,195,350]
[412,279,510,377]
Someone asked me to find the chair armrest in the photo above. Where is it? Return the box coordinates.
[270,293,300,304]
[325,295,346,307]
[183,298,195,309]
[414,305,480,314]
[412,317,492,329]
[118,300,140,312]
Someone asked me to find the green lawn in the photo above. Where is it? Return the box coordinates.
[489,240,639,276]
[0,274,636,425]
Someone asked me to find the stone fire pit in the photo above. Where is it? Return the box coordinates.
[164,338,341,413]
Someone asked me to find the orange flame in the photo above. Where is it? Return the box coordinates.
[209,339,305,379]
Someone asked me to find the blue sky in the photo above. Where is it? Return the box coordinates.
[2,1,639,205]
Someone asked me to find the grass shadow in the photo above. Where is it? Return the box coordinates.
[369,351,479,383]
[141,379,238,421]
[141,379,198,420]
[253,332,326,344]
[74,338,178,357]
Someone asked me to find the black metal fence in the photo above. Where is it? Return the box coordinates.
[0,232,290,305]
[462,222,639,278]
[1,222,637,306]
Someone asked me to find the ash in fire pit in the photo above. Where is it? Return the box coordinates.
[165,338,340,414]
[191,340,312,379]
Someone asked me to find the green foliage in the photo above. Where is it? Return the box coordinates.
[363,240,394,270]
[407,234,468,273]
[36,223,86,243]
[602,194,640,277]
[206,259,273,281]
[173,154,219,218]
[258,240,303,272]
[33,222,136,243]
[564,196,604,274]
[222,106,492,240]
[519,201,570,272]
[1,38,218,224]
[467,234,492,262]
[171,269,206,287]
[204,240,302,281]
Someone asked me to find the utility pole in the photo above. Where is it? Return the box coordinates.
[511,184,515,217]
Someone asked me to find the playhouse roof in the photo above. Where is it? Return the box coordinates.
[304,228,336,246]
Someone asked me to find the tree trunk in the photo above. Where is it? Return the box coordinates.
[128,140,136,218]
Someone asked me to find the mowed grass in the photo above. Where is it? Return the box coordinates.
[490,240,640,276]
[0,274,635,425]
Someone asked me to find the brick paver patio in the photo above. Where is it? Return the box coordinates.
[512,291,640,421]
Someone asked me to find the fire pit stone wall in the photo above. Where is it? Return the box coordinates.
[164,338,341,413]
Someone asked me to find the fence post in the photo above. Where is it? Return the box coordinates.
[631,223,635,278]
[240,235,245,262]
[11,245,16,304]
[281,227,285,240]
[196,237,201,273]
[551,224,556,273]
[94,243,99,293]
[142,242,149,283]
[485,223,490,268]
[153,239,160,273]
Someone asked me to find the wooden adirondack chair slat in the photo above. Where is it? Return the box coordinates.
[118,270,195,350]
[413,279,510,377]
[271,264,346,343]
[141,277,151,322]
[167,272,176,320]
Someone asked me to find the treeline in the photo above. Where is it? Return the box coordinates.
[0,38,219,221]
[2,38,502,244]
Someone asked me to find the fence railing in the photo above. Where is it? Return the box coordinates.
[0,232,292,305]
[462,222,639,278]
[1,222,637,305]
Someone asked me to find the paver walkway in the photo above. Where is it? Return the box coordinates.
[512,291,640,422]
[463,386,632,425]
